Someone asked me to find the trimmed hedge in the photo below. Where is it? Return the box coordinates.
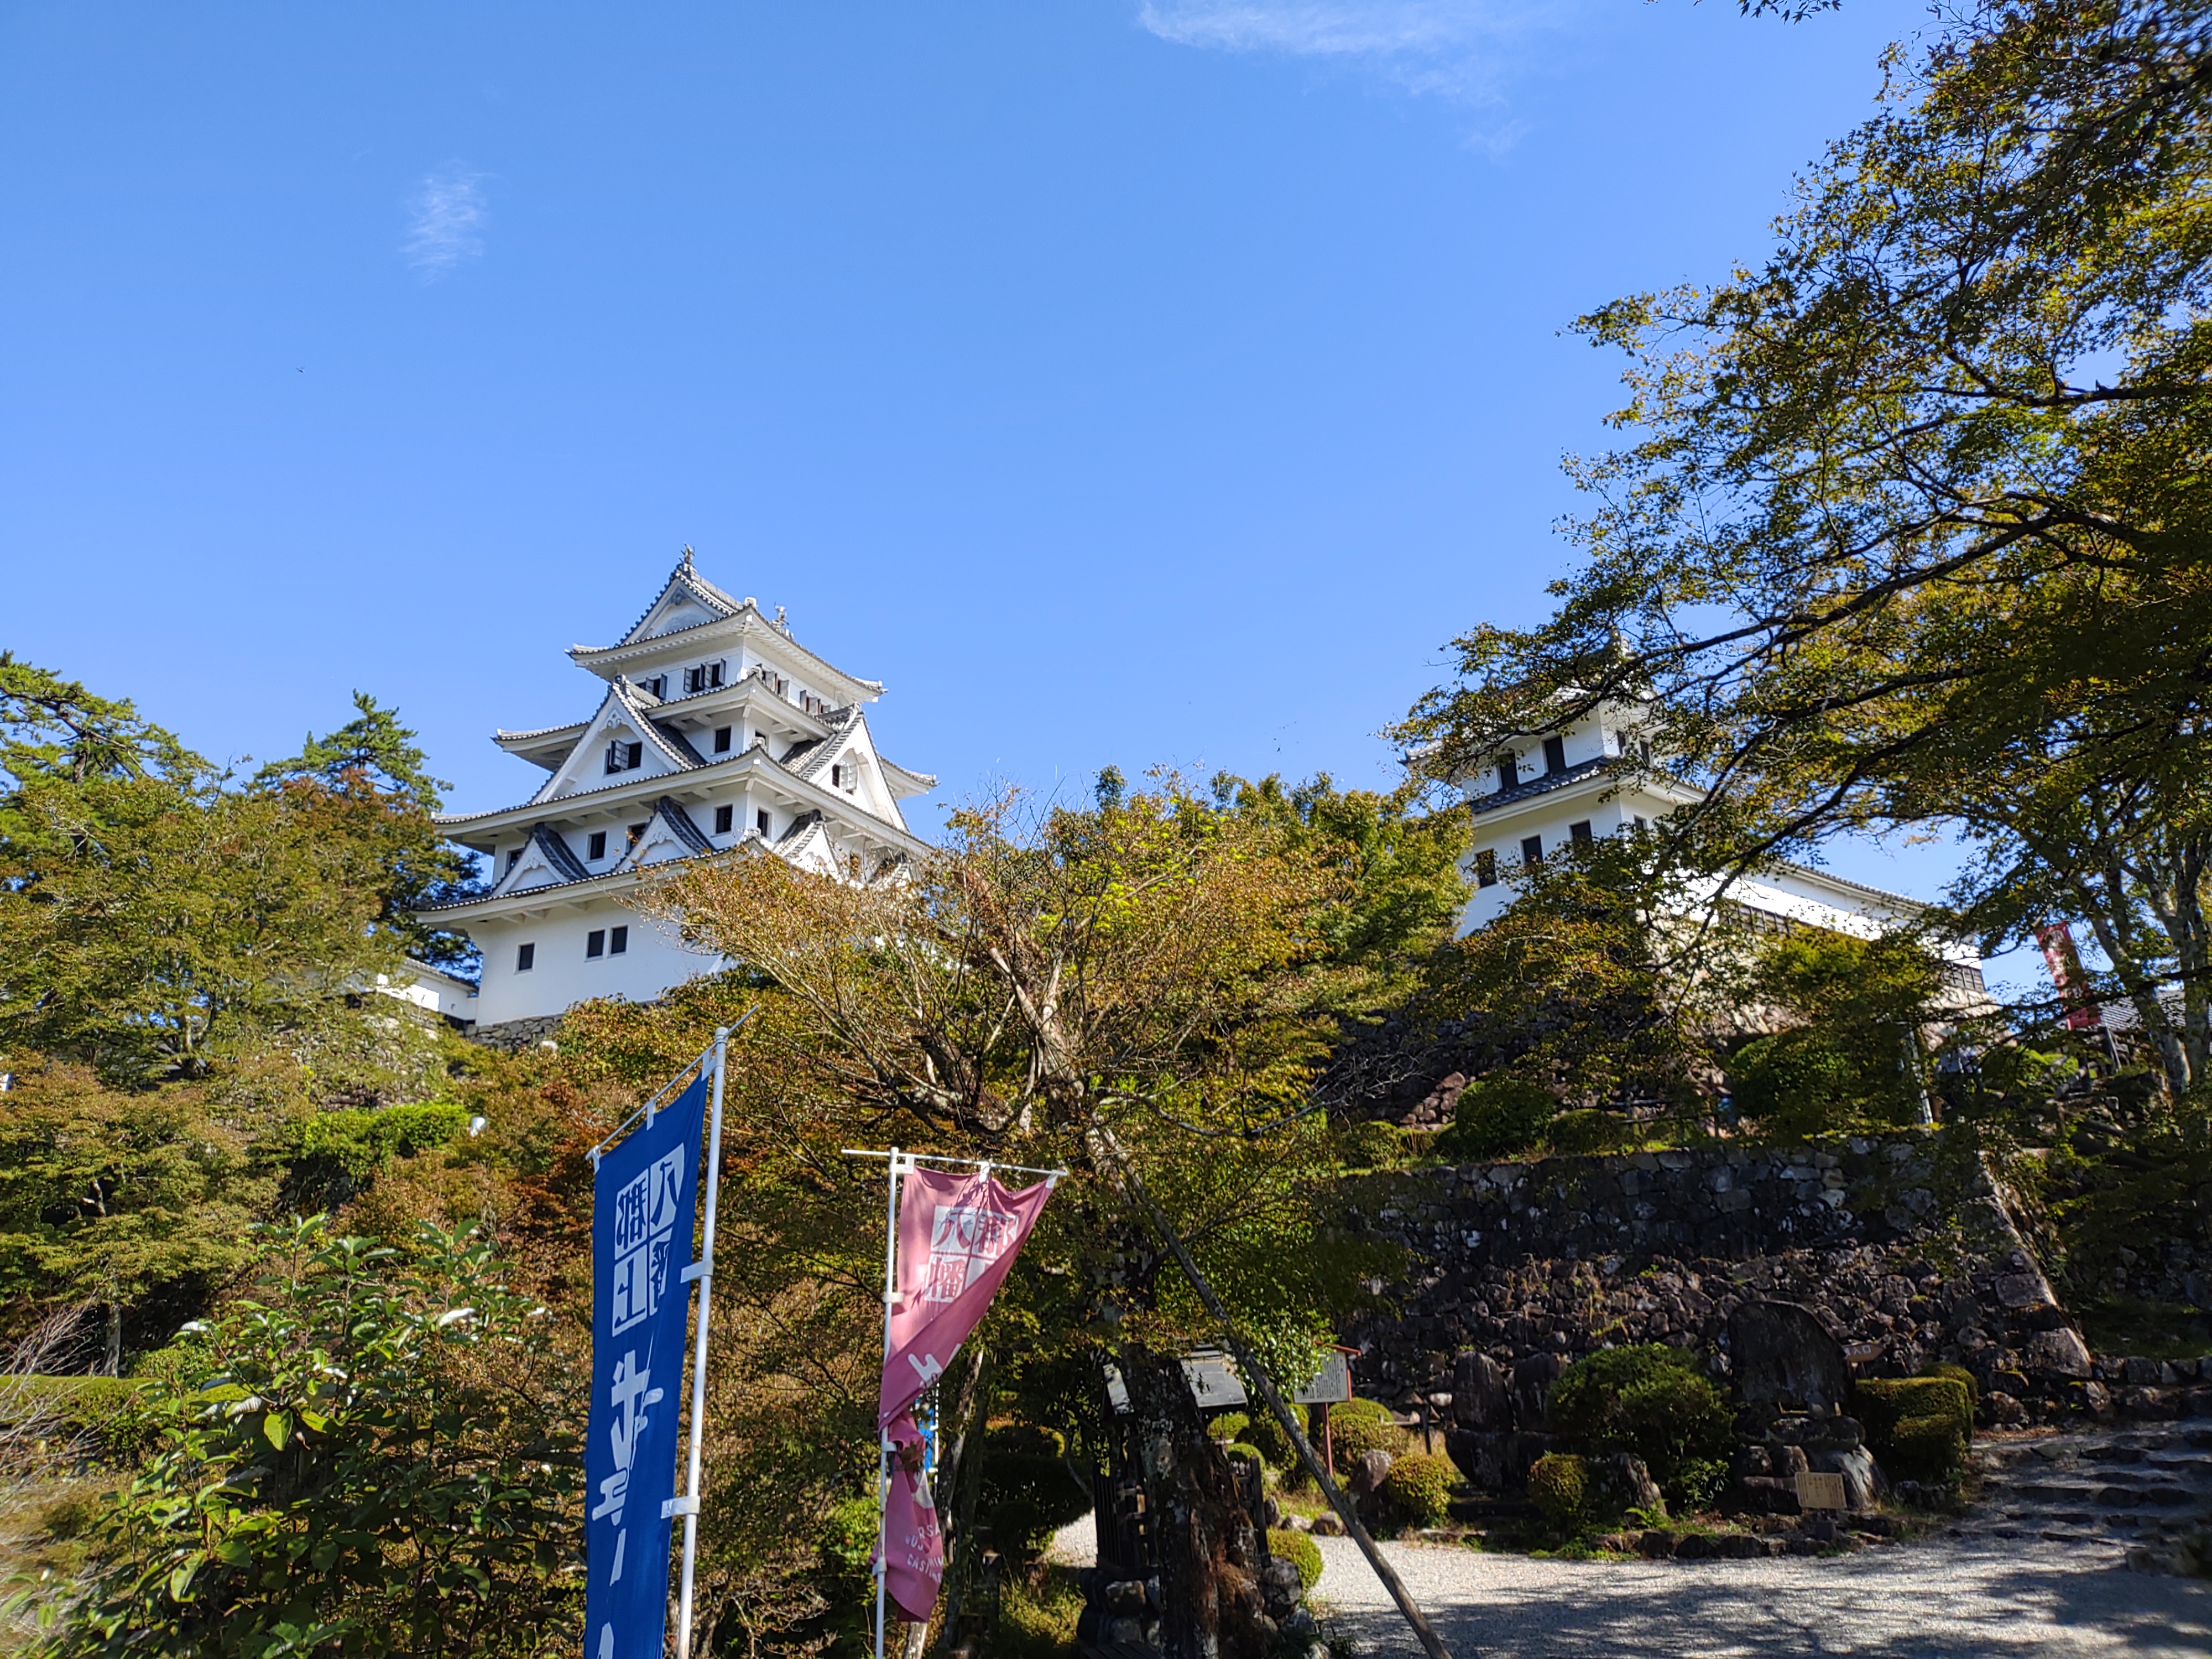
[1327,1411,1407,1471]
[1436,1078,1553,1161]
[1207,1411,1250,1443]
[1856,1376,1973,1481]
[1546,1344,1731,1493]
[1383,1451,1457,1527]
[1267,1529,1323,1591]
[1528,1453,1590,1531]
[1239,1402,1308,1471]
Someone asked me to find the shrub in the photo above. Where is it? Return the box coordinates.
[1436,1077,1554,1161]
[978,1423,1093,1560]
[1342,1120,1408,1169]
[1670,1457,1730,1511]
[1267,1528,1323,1591]
[0,1374,152,1458]
[51,1216,583,1657]
[1546,1344,1731,1490]
[1382,1452,1457,1527]
[1528,1453,1590,1531]
[1208,1411,1250,1442]
[1327,1410,1407,1472]
[1856,1376,1973,1480]
[1918,1361,1980,1408]
[1239,1401,1307,1470]
[1334,1396,1390,1423]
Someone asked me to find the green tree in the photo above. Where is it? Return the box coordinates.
[1724,928,1950,1137]
[46,1217,582,1659]
[253,693,483,971]
[1394,0,2212,1095]
[0,1060,273,1373]
[611,778,1396,1659]
[0,662,441,1082]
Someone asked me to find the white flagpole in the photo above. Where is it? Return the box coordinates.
[672,1023,734,1659]
[875,1146,903,1659]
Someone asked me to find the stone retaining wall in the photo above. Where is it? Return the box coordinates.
[466,1014,564,1052]
[1338,1133,2119,1426]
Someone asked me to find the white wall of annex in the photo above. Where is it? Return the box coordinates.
[466,900,721,1027]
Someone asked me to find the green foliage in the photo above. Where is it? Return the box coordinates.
[1528,1453,1590,1532]
[818,1493,883,1573]
[1856,1376,1973,1480]
[1326,1410,1406,1472]
[1392,0,2212,1095]
[0,1059,274,1361]
[1206,1411,1250,1442]
[1726,933,1946,1138]
[1670,1458,1729,1512]
[1545,1344,1732,1491]
[1333,1396,1389,1423]
[976,1424,1092,1563]
[1436,1077,1554,1161]
[1266,1528,1322,1590]
[294,1101,468,1181]
[45,1215,582,1658]
[1381,1451,1457,1527]
[1339,1120,1408,1170]
[1918,1361,1980,1410]
[983,1564,1086,1659]
[1238,1400,1307,1470]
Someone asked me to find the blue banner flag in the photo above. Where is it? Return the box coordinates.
[586,1076,707,1659]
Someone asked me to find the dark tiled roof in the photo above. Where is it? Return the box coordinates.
[505,822,591,889]
[654,722,708,766]
[654,796,716,855]
[777,808,825,846]
[617,552,743,645]
[1468,756,1614,816]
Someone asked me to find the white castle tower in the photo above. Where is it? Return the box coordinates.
[418,551,935,1041]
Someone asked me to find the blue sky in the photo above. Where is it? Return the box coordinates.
[4,1,1999,956]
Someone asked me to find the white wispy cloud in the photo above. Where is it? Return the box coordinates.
[401,165,488,280]
[1136,0,1573,106]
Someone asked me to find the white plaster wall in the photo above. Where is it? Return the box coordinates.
[467,898,721,1027]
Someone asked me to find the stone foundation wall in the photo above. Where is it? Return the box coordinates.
[1338,1133,2116,1426]
[466,1014,564,1052]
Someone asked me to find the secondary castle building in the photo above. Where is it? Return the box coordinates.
[416,552,934,1043]
[1457,702,1986,999]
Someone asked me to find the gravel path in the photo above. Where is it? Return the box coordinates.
[1308,1533,2212,1659]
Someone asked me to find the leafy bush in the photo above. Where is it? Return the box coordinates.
[1327,1410,1407,1472]
[1856,1376,1973,1480]
[1238,1401,1307,1470]
[1670,1457,1730,1511]
[1547,1109,1619,1156]
[1545,1344,1731,1491]
[0,1374,152,1458]
[1267,1528,1323,1590]
[1341,1120,1408,1169]
[1528,1453,1590,1531]
[1382,1451,1457,1527]
[49,1215,582,1658]
[1207,1411,1250,1442]
[295,1100,469,1181]
[1334,1396,1390,1423]
[1436,1077,1554,1161]
[978,1423,1093,1561]
[990,1563,1086,1659]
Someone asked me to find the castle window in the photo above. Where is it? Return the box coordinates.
[515,942,535,972]
[587,831,607,860]
[713,726,732,753]
[832,763,844,788]
[1543,736,1567,775]
[1497,756,1519,791]
[1521,836,1542,867]
[757,809,772,836]
[610,926,629,955]
[606,740,643,773]
[507,848,523,872]
[586,930,606,959]
[1475,850,1498,889]
[627,822,646,848]
[641,675,667,699]
[685,661,726,694]
[1569,820,1593,844]
[1634,815,1649,832]
[714,804,734,834]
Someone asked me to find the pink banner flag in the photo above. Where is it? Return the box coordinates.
[879,1165,1055,1434]
[877,1412,944,1624]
